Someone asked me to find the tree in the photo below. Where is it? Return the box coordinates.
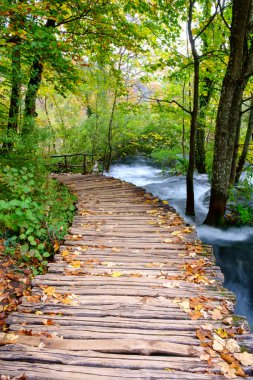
[235,97,253,182]
[204,0,253,226]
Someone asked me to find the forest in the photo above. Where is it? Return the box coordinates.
[0,0,253,290]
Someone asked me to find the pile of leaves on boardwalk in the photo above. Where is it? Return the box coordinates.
[0,159,76,331]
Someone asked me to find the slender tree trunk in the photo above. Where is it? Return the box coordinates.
[186,1,200,216]
[3,43,21,150]
[92,94,99,164]
[204,0,252,226]
[182,81,186,158]
[53,95,67,149]
[195,0,212,174]
[235,99,253,182]
[40,96,56,153]
[105,91,117,172]
[195,77,213,174]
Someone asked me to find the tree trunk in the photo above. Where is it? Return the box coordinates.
[195,0,212,174]
[182,81,186,158]
[105,91,117,172]
[186,60,199,216]
[229,110,242,186]
[204,0,252,226]
[22,19,55,136]
[3,43,21,151]
[195,77,213,174]
[235,99,253,183]
[22,58,43,136]
[186,1,200,216]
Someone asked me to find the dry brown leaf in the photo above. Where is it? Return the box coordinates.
[234,352,253,366]
[42,319,55,326]
[226,339,241,354]
[211,308,223,320]
[213,334,226,352]
[219,362,237,379]
[200,353,210,361]
[221,351,235,365]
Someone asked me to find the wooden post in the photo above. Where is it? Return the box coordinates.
[64,155,67,172]
[83,154,87,175]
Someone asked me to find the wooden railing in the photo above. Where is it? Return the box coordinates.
[50,153,95,174]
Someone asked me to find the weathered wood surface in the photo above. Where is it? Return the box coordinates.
[0,174,252,380]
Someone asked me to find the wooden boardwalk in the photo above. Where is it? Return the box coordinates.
[0,174,252,379]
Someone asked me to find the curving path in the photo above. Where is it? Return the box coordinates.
[0,174,252,380]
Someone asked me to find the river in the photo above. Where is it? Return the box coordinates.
[107,155,253,329]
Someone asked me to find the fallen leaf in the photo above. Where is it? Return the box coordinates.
[5,332,19,342]
[219,361,237,379]
[69,261,81,269]
[216,328,228,339]
[111,271,123,277]
[200,353,210,361]
[226,339,241,353]
[43,286,56,297]
[213,334,226,352]
[234,352,253,366]
[53,241,60,251]
[211,308,223,320]
[42,319,55,326]
[101,262,115,267]
[163,239,173,243]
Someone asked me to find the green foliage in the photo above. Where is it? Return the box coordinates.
[0,163,76,274]
[227,167,253,225]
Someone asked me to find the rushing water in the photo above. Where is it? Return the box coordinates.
[107,156,253,329]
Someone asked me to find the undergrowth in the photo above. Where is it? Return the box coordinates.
[0,162,77,275]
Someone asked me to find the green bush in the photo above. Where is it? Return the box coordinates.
[0,163,76,274]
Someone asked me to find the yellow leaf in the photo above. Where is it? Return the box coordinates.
[215,328,228,339]
[54,241,60,251]
[163,238,173,243]
[70,261,81,269]
[5,333,19,342]
[61,250,70,257]
[171,231,182,236]
[112,247,120,253]
[111,271,123,277]
[162,200,169,204]
[43,286,56,296]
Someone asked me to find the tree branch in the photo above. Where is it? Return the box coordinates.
[137,87,191,114]
[218,0,231,30]
[194,2,219,41]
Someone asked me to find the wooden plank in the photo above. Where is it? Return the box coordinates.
[0,334,203,356]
